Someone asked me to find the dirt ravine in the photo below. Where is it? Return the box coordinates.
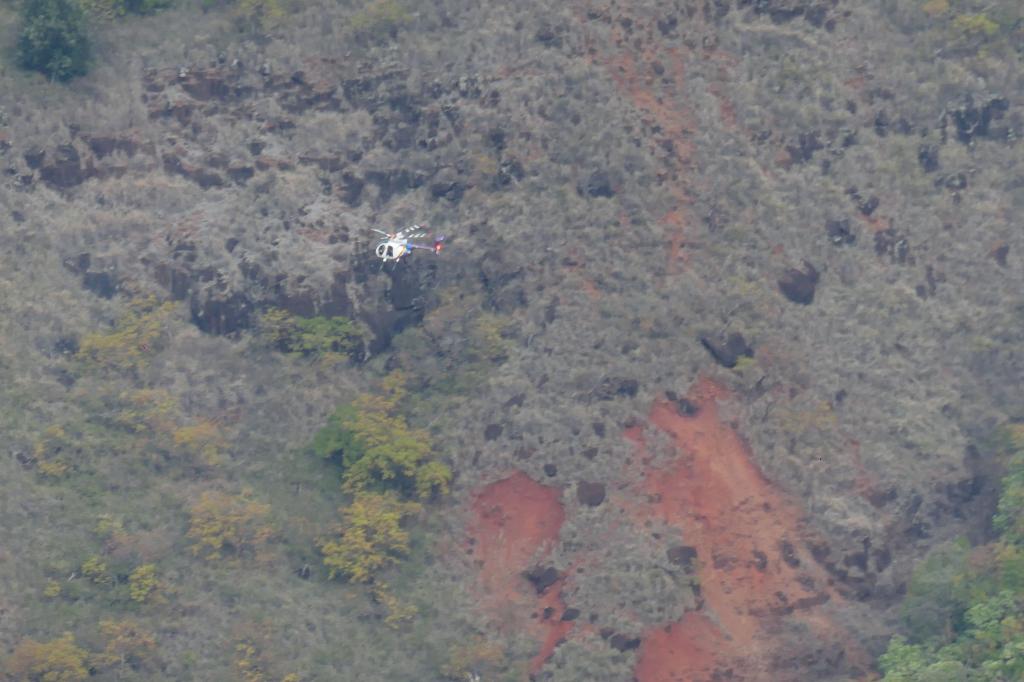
[465,472,572,673]
[628,378,869,681]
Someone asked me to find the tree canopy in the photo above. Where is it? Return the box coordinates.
[879,425,1024,681]
[17,0,91,81]
[311,373,451,499]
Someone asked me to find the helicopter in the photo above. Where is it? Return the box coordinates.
[371,225,445,263]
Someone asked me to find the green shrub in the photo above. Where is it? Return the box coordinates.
[80,0,172,17]
[17,0,91,81]
[258,308,364,359]
[349,0,410,40]
[879,423,1024,680]
[319,491,421,582]
[198,0,285,31]
[310,373,451,499]
[951,13,999,38]
[118,0,171,14]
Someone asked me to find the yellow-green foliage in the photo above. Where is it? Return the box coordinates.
[128,564,158,603]
[229,625,298,682]
[921,0,948,17]
[234,639,267,682]
[412,460,453,500]
[116,389,177,434]
[34,425,72,478]
[349,0,410,38]
[6,632,90,682]
[258,308,363,359]
[440,636,506,681]
[172,420,227,466]
[342,386,434,494]
[114,389,228,467]
[372,581,418,628]
[80,0,172,18]
[77,298,177,373]
[187,490,273,561]
[236,0,285,30]
[314,373,451,499]
[43,580,62,598]
[952,13,999,37]
[95,514,129,549]
[257,308,295,348]
[81,555,113,586]
[92,619,158,672]
[472,312,514,362]
[320,491,421,583]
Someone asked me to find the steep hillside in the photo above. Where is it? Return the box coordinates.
[0,0,1021,680]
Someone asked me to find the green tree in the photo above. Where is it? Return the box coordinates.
[349,0,410,40]
[258,308,363,359]
[900,540,972,643]
[994,426,1024,545]
[128,563,159,603]
[311,373,451,499]
[91,619,158,674]
[310,403,360,462]
[187,490,273,561]
[879,423,1024,681]
[77,298,177,374]
[5,632,90,681]
[319,491,421,583]
[116,0,171,14]
[17,0,91,81]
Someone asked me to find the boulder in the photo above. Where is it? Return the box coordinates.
[524,565,560,594]
[700,331,754,368]
[576,481,606,507]
[778,261,819,305]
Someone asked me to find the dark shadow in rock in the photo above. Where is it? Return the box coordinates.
[991,244,1009,267]
[917,144,939,172]
[578,170,615,198]
[83,271,117,299]
[826,218,855,245]
[667,545,697,570]
[577,481,606,507]
[699,331,753,368]
[524,565,560,594]
[592,377,639,401]
[778,262,819,305]
[40,145,86,189]
[609,634,641,652]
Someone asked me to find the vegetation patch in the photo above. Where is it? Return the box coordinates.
[77,298,177,375]
[878,424,1024,680]
[258,308,365,361]
[349,0,410,41]
[187,489,274,561]
[17,0,91,81]
[311,372,452,499]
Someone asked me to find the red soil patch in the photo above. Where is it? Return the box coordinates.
[466,472,571,673]
[634,613,727,682]
[628,378,868,681]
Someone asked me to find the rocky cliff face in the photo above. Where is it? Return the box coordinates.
[0,0,1020,679]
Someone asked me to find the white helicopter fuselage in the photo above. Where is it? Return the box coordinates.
[375,239,409,262]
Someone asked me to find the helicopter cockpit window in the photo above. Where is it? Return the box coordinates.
[386,245,394,257]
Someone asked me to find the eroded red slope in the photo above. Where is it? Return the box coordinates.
[466,472,572,673]
[628,378,867,681]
